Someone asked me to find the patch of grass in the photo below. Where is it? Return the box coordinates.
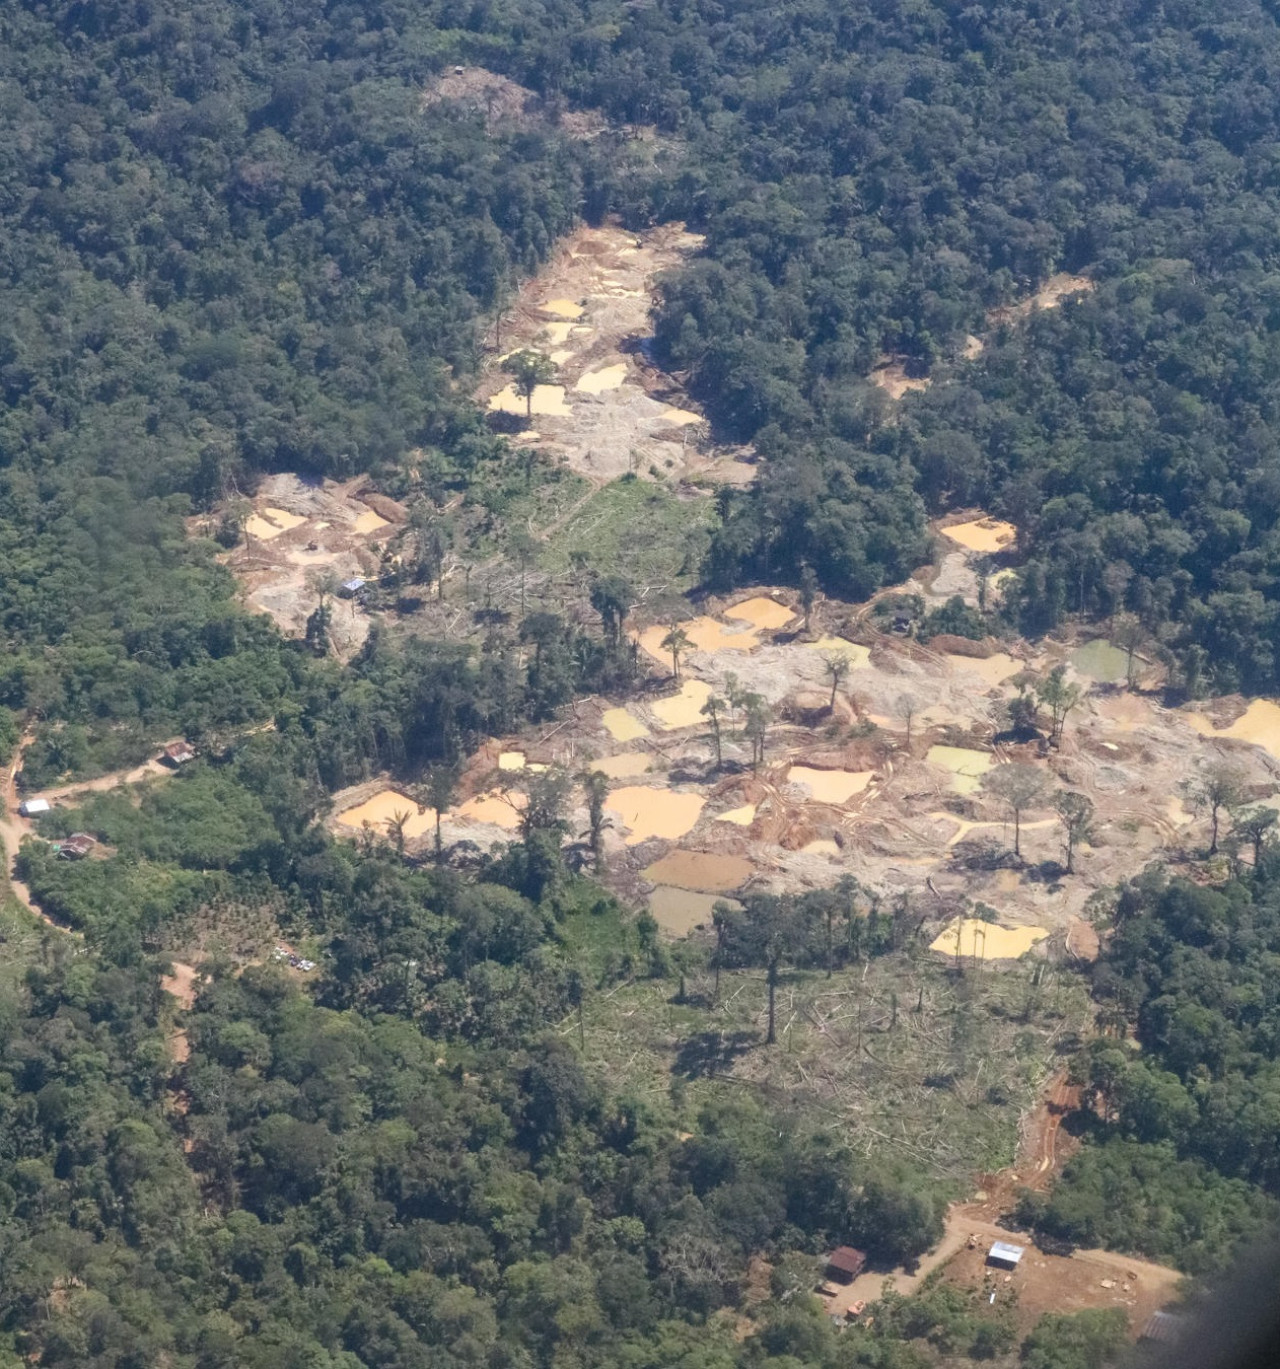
[572,946,1092,1186]
[540,477,717,590]
[462,455,592,561]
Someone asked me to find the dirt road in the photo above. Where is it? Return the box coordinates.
[827,1208,1180,1332]
[0,736,181,927]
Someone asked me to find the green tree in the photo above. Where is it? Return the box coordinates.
[823,652,851,710]
[502,349,557,421]
[799,563,819,633]
[1020,1309,1127,1369]
[661,623,692,682]
[982,763,1048,859]
[1036,666,1083,747]
[701,694,726,768]
[422,765,459,864]
[1181,763,1246,856]
[1054,790,1095,874]
[1236,805,1278,867]
[580,768,609,869]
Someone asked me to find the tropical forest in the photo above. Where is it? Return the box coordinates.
[3,0,1280,1366]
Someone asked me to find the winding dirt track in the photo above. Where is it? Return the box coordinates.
[0,736,182,927]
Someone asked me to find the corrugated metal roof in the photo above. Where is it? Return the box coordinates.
[988,1241,1024,1265]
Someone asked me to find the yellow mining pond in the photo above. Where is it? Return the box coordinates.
[715,804,757,826]
[497,752,526,771]
[638,617,758,661]
[807,637,872,666]
[540,298,585,319]
[545,322,574,344]
[642,849,755,892]
[651,679,714,730]
[607,787,705,844]
[930,917,1048,960]
[787,766,874,804]
[802,838,841,856]
[927,745,994,794]
[1185,700,1280,763]
[590,753,652,780]
[575,363,628,393]
[660,406,703,426]
[246,507,307,540]
[337,790,435,840]
[602,707,649,742]
[649,887,741,936]
[456,791,524,830]
[942,518,1017,553]
[942,652,1023,688]
[353,509,390,535]
[727,596,795,631]
[487,383,571,417]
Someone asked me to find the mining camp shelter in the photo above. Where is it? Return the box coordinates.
[164,740,197,766]
[59,833,97,861]
[986,1241,1024,1271]
[824,1247,867,1284]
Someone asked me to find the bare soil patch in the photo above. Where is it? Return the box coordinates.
[421,66,608,140]
[207,474,406,658]
[475,221,755,485]
[989,272,1096,326]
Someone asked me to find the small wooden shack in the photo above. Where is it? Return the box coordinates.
[824,1246,867,1284]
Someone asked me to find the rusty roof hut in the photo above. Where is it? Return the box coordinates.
[824,1247,867,1284]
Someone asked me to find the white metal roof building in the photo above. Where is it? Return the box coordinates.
[987,1241,1025,1270]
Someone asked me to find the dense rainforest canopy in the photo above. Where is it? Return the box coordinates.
[5,0,1280,1363]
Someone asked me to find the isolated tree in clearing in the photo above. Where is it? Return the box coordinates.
[1182,763,1246,856]
[661,623,692,682]
[701,693,726,767]
[1054,790,1095,873]
[823,652,851,710]
[502,349,557,420]
[982,762,1048,859]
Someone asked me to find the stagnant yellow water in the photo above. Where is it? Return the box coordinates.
[590,753,652,779]
[726,596,795,631]
[336,790,435,840]
[715,804,757,826]
[787,765,874,804]
[807,637,872,667]
[927,745,993,795]
[487,383,572,418]
[651,679,714,730]
[648,886,740,936]
[638,617,758,662]
[606,786,705,844]
[801,839,841,856]
[942,518,1016,553]
[942,652,1023,688]
[660,406,703,426]
[246,506,307,540]
[456,791,524,830]
[498,752,526,771]
[602,708,649,741]
[929,917,1048,959]
[574,363,628,393]
[540,298,584,319]
[545,322,574,344]
[353,509,389,535]
[642,849,755,892]
[1185,700,1280,763]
